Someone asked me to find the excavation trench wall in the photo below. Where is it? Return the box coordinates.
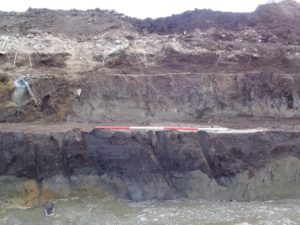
[1,129,300,202]
[1,1,300,205]
[72,72,300,122]
[1,72,300,123]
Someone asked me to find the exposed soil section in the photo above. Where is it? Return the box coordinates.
[2,72,300,123]
[1,125,300,201]
[0,0,300,202]
[0,1,299,124]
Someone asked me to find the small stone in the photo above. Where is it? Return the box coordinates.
[43,202,55,216]
[251,53,260,59]
[75,88,82,97]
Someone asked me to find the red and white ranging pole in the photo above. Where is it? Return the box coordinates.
[95,125,199,131]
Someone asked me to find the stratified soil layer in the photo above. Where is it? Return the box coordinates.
[0,0,299,124]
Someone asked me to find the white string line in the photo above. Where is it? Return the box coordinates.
[96,72,296,77]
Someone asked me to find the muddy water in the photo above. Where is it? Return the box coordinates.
[0,197,300,225]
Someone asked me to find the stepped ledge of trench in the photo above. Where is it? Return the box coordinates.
[1,0,300,205]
